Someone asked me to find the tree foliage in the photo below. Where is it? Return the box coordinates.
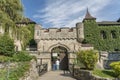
[117,18,120,22]
[110,61,120,78]
[0,35,15,56]
[76,50,98,70]
[0,0,36,51]
[0,0,23,34]
[16,24,36,50]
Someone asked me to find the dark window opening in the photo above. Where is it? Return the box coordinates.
[100,30,107,39]
[111,30,117,39]
[114,48,119,51]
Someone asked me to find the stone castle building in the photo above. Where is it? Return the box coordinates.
[34,9,120,70]
[34,10,94,71]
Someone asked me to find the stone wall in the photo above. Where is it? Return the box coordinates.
[99,51,120,69]
[35,25,77,40]
[73,68,114,80]
[37,39,81,52]
[34,24,84,52]
[19,60,38,80]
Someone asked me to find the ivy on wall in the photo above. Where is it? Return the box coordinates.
[21,24,36,50]
[83,20,120,51]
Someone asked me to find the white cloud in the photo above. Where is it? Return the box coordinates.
[33,0,112,28]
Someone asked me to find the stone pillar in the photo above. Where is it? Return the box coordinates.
[37,52,51,71]
[69,52,76,64]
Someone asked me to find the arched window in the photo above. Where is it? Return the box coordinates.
[100,30,107,39]
[111,30,117,39]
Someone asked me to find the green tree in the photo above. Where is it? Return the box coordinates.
[0,0,23,34]
[76,50,98,70]
[0,35,15,56]
[110,61,120,78]
[0,0,36,50]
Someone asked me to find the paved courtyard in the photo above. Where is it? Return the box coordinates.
[37,70,76,80]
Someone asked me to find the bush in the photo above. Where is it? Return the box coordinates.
[9,62,30,80]
[12,51,33,62]
[92,69,115,79]
[76,50,98,70]
[0,35,15,56]
[0,55,11,62]
[110,61,120,78]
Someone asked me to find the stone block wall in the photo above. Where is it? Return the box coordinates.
[73,68,114,80]
[99,51,120,69]
[19,60,38,80]
[35,27,77,40]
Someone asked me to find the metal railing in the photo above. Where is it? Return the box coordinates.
[37,63,48,76]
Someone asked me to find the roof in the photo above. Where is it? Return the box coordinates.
[16,18,36,24]
[84,8,96,20]
[97,21,120,26]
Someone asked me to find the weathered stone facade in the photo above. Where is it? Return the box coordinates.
[97,51,120,69]
[34,22,93,70]
[33,9,120,71]
[73,68,114,80]
[19,60,38,80]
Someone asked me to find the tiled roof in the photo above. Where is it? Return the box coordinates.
[84,8,96,20]
[16,18,36,24]
[97,21,120,26]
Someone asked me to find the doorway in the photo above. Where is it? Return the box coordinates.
[51,46,68,70]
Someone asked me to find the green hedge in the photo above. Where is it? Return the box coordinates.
[0,35,15,56]
[11,51,33,62]
[0,51,35,62]
[92,69,115,79]
[110,61,120,78]
[84,20,120,51]
[76,50,98,70]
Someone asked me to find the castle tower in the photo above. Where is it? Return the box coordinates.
[76,22,84,42]
[76,9,97,43]
[83,8,96,22]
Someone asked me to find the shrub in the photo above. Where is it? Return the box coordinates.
[92,69,115,79]
[12,51,33,62]
[0,35,15,56]
[0,55,11,62]
[9,62,30,80]
[110,61,120,78]
[76,50,98,70]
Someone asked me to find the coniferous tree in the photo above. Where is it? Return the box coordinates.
[117,18,120,22]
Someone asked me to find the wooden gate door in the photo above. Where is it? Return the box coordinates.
[59,52,68,70]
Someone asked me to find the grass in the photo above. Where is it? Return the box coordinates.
[92,69,115,79]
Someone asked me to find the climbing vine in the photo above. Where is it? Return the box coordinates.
[84,20,120,51]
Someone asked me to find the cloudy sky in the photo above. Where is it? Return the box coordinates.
[21,0,120,28]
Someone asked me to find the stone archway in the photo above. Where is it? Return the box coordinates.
[51,46,68,70]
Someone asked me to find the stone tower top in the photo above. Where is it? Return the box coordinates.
[83,8,96,22]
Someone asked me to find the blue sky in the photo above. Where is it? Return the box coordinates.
[21,0,120,28]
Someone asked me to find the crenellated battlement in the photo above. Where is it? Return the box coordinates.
[34,23,85,41]
[40,27,75,33]
[34,25,78,40]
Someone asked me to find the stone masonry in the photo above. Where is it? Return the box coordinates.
[34,22,93,71]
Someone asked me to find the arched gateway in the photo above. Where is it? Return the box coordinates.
[51,46,68,70]
[34,23,93,71]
